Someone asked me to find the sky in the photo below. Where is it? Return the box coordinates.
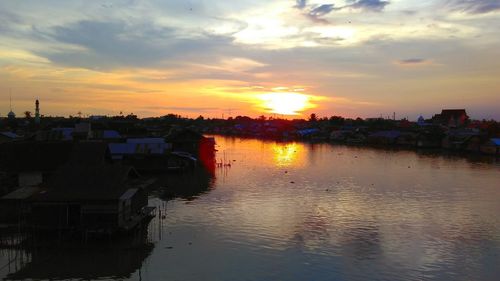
[0,0,499,120]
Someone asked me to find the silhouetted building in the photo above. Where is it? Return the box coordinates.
[165,128,216,169]
[73,122,92,140]
[0,142,74,191]
[7,110,15,120]
[35,99,40,124]
[27,164,152,232]
[432,109,469,127]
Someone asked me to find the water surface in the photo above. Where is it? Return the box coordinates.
[2,136,499,281]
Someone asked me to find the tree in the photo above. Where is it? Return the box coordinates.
[24,111,32,119]
[329,116,345,126]
[309,113,318,122]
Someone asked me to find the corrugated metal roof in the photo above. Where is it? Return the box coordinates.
[491,138,500,146]
[2,186,40,200]
[0,142,74,172]
[109,143,171,155]
[0,132,18,138]
[109,143,136,155]
[32,164,138,201]
[120,188,138,200]
[51,128,74,140]
[103,130,121,139]
[127,138,165,144]
[297,128,320,136]
[171,151,197,162]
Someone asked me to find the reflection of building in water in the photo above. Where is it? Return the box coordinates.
[4,233,154,280]
[155,166,216,200]
[339,224,382,261]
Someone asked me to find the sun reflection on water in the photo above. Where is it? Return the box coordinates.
[272,143,304,167]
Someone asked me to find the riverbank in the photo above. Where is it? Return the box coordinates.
[208,133,500,163]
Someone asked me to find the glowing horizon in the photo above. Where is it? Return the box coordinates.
[0,1,499,120]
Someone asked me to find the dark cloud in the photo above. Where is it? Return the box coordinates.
[0,10,26,34]
[35,20,236,70]
[295,0,307,10]
[346,0,390,12]
[401,10,418,15]
[395,58,430,65]
[446,0,500,14]
[144,106,221,113]
[293,2,337,24]
[307,4,336,23]
[295,0,389,23]
[310,4,335,17]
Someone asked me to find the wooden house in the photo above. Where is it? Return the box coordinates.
[165,129,216,168]
[27,164,152,233]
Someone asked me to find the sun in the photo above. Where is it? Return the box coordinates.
[259,92,311,115]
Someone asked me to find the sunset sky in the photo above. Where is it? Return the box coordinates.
[0,0,499,120]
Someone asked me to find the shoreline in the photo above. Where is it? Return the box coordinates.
[208,133,500,163]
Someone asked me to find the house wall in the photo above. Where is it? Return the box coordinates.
[0,136,13,144]
[173,141,199,155]
[0,200,25,223]
[19,172,43,187]
[30,201,119,229]
[480,144,499,155]
[30,204,69,228]
[117,189,147,227]
[118,198,131,227]
[130,189,148,214]
[81,202,119,228]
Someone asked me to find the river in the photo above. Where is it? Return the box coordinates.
[1,136,499,281]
